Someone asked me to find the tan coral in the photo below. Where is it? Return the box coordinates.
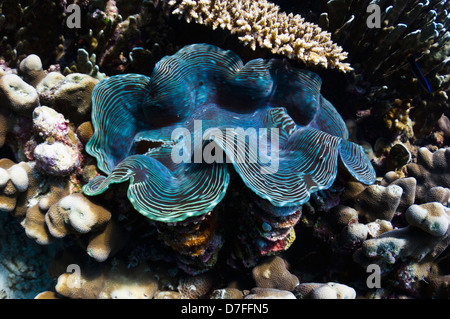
[0,159,41,218]
[252,256,299,291]
[21,179,71,245]
[177,272,215,299]
[45,193,111,238]
[43,192,129,262]
[153,291,182,299]
[0,108,10,148]
[168,0,351,72]
[55,261,159,299]
[345,184,403,223]
[354,202,450,268]
[406,147,450,203]
[210,288,244,299]
[18,54,46,88]
[405,203,450,237]
[0,74,40,115]
[36,72,99,124]
[87,219,130,262]
[245,287,296,299]
[34,291,61,299]
[76,121,94,146]
[21,204,53,245]
[294,282,356,299]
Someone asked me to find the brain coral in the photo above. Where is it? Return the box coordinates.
[83,43,375,223]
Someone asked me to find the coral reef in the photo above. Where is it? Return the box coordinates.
[0,0,449,301]
[168,0,351,71]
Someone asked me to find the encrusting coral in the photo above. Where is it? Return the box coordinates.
[18,54,46,88]
[168,0,352,72]
[252,256,299,291]
[0,159,40,218]
[36,72,99,125]
[177,272,216,299]
[245,287,296,299]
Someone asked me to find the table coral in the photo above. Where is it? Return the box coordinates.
[168,0,351,72]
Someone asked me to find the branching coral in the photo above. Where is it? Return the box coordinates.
[314,0,450,141]
[168,0,352,72]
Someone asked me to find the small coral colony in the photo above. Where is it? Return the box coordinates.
[0,0,448,299]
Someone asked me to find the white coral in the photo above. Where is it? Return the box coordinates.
[34,141,79,176]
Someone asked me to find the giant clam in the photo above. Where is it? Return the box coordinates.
[83,43,375,224]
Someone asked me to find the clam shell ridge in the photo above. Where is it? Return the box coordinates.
[82,43,375,223]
